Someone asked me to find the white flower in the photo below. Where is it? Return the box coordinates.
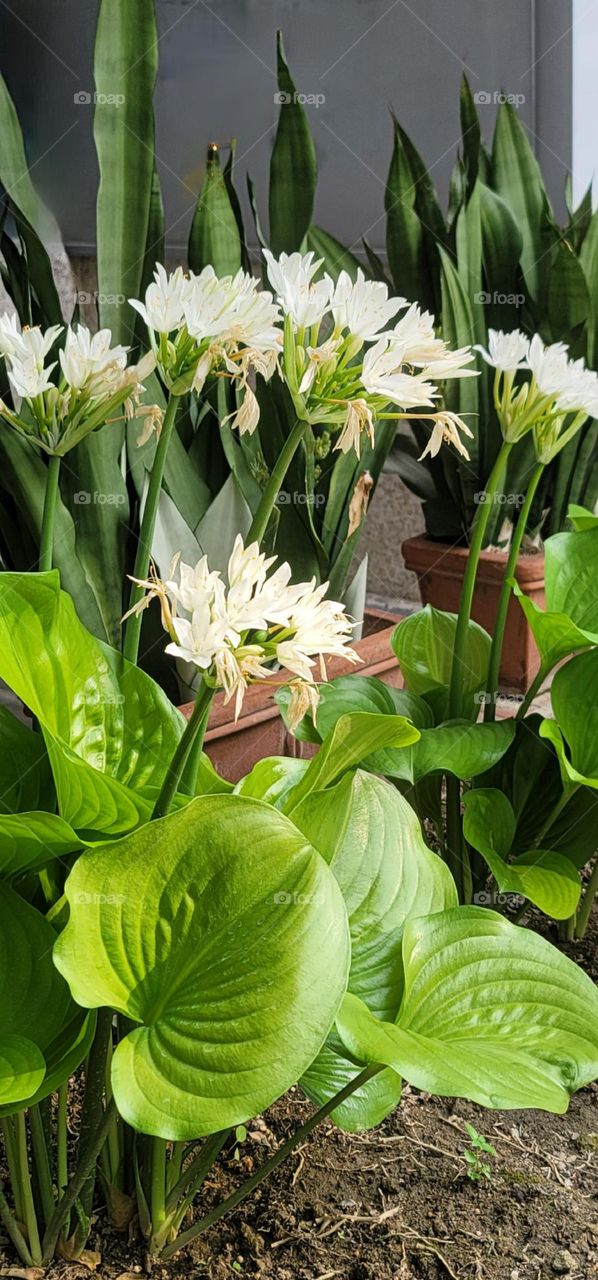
[390,303,442,365]
[264,250,333,328]
[335,399,375,457]
[418,411,474,461]
[182,267,252,344]
[526,334,598,414]
[330,269,405,341]
[361,338,438,407]
[3,322,62,399]
[298,337,341,396]
[0,313,28,359]
[129,265,191,335]
[8,356,56,399]
[166,605,230,670]
[59,325,128,395]
[277,580,360,681]
[475,329,529,373]
[10,324,63,365]
[220,281,282,353]
[422,346,478,381]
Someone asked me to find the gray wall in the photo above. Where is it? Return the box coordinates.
[1,0,573,258]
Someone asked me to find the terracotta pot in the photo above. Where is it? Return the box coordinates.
[402,534,545,692]
[179,607,404,783]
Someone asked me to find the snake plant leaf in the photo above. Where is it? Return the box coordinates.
[541,649,598,789]
[10,202,63,328]
[385,115,432,311]
[392,605,491,722]
[0,886,92,1112]
[0,74,63,247]
[479,181,523,330]
[269,31,317,255]
[438,246,482,512]
[282,712,420,814]
[55,795,350,1140]
[306,226,361,281]
[0,706,54,815]
[491,101,550,302]
[459,75,481,196]
[0,572,185,836]
[295,771,456,1130]
[94,0,158,344]
[462,789,580,920]
[189,144,242,277]
[336,907,598,1113]
[548,239,591,340]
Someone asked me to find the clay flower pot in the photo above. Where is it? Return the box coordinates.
[179,607,404,783]
[402,534,545,692]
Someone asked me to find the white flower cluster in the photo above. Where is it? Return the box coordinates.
[477,328,598,460]
[0,316,157,456]
[127,534,359,721]
[131,255,478,461]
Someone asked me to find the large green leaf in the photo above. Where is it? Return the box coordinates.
[491,102,549,300]
[0,706,54,815]
[282,712,420,813]
[0,886,92,1111]
[0,75,62,246]
[336,907,598,1112]
[369,720,514,785]
[541,649,598,789]
[0,572,185,835]
[188,144,242,277]
[0,812,81,880]
[462,789,580,920]
[385,116,431,310]
[55,795,350,1140]
[268,32,317,254]
[306,226,361,281]
[392,605,491,721]
[295,772,456,1130]
[511,527,598,674]
[94,0,158,343]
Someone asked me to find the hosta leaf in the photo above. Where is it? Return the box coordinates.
[368,720,514,785]
[541,649,598,789]
[235,756,308,808]
[392,606,491,721]
[0,706,54,815]
[336,908,598,1112]
[512,580,598,674]
[295,772,456,1130]
[0,572,185,835]
[462,789,580,919]
[269,32,316,254]
[282,712,420,813]
[55,795,350,1140]
[0,811,81,880]
[0,886,92,1112]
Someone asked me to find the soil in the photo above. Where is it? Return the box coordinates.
[3,915,597,1280]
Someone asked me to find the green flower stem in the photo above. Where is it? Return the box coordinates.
[150,1139,167,1238]
[515,665,548,721]
[41,1098,117,1265]
[152,680,214,820]
[57,1082,68,1196]
[123,392,181,665]
[574,855,598,940]
[445,777,465,902]
[15,1112,41,1264]
[484,462,544,722]
[38,454,61,572]
[0,1182,35,1267]
[160,1065,382,1260]
[29,1105,55,1228]
[448,441,513,719]
[247,416,309,545]
[1,1116,23,1222]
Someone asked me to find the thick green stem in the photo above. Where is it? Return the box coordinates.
[123,393,181,665]
[574,854,598,939]
[39,454,61,572]
[42,1099,117,1265]
[160,1065,382,1260]
[29,1105,55,1228]
[150,1139,167,1238]
[247,417,309,545]
[152,681,214,820]
[15,1113,41,1264]
[1,1116,23,1221]
[484,462,544,722]
[57,1083,68,1197]
[0,1182,35,1267]
[448,441,513,719]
